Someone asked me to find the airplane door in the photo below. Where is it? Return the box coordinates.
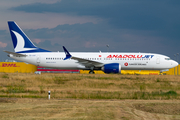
[37,56,41,65]
[156,56,160,64]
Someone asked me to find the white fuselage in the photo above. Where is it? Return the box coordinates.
[10,52,178,70]
[7,21,178,72]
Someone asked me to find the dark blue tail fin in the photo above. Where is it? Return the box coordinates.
[8,21,50,53]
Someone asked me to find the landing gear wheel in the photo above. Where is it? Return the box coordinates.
[89,70,95,74]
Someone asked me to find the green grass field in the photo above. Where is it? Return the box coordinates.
[0,73,180,100]
[0,73,180,119]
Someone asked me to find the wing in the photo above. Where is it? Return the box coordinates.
[71,56,103,67]
[63,46,103,68]
[4,50,27,57]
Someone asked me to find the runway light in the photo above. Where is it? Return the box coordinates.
[48,91,51,100]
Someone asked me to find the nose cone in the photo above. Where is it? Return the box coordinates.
[172,60,179,67]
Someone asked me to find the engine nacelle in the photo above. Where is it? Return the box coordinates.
[101,63,121,74]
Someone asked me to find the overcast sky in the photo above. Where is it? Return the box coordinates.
[0,0,180,61]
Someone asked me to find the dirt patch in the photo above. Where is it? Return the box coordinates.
[133,103,180,115]
[0,98,17,103]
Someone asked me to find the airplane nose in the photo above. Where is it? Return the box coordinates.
[172,60,179,67]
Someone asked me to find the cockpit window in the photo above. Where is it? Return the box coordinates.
[165,58,171,60]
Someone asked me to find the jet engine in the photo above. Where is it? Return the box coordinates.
[101,63,121,74]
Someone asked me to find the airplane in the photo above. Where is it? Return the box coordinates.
[4,21,178,74]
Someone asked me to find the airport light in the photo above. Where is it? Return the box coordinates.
[177,53,179,75]
[174,54,176,75]
[106,44,109,53]
[48,91,51,100]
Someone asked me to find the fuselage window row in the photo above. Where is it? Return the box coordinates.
[45,58,151,61]
[46,58,103,60]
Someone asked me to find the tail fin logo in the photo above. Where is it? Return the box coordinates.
[11,30,37,52]
[8,21,50,53]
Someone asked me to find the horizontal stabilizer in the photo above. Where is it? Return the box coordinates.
[4,50,27,57]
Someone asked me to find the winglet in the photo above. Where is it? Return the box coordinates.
[63,46,72,60]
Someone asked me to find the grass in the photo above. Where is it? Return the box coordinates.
[133,102,180,115]
[0,98,180,119]
[0,73,180,100]
[0,98,132,120]
[0,73,180,119]
[1,73,9,79]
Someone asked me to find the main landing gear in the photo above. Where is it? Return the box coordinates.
[89,67,95,74]
[89,70,95,74]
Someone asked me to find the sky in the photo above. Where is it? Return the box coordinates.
[0,0,180,61]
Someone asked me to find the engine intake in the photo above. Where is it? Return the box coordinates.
[101,63,121,74]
